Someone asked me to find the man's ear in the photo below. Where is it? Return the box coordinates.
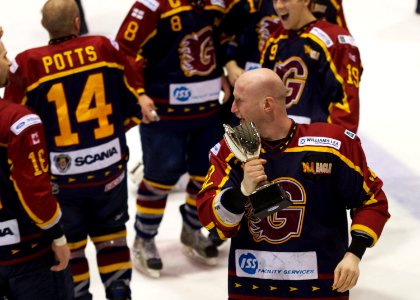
[74,16,81,34]
[263,96,274,111]
[41,17,46,30]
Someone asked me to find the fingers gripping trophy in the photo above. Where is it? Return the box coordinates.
[223,122,292,219]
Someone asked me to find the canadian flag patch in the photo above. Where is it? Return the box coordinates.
[31,132,40,145]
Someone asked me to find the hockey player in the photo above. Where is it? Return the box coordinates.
[221,0,349,88]
[197,68,390,300]
[221,0,279,87]
[115,0,230,277]
[220,0,350,129]
[4,0,143,299]
[261,0,362,132]
[0,27,73,299]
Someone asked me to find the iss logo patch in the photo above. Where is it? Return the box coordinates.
[53,154,71,173]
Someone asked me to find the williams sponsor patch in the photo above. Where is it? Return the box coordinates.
[298,136,341,149]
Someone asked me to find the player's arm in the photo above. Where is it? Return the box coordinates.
[333,131,390,290]
[115,1,162,123]
[196,141,245,241]
[8,110,70,270]
[327,32,362,132]
[115,0,161,68]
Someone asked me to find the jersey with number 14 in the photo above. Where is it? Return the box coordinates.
[261,20,362,132]
[5,36,142,192]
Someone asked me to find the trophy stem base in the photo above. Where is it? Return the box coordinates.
[249,181,292,219]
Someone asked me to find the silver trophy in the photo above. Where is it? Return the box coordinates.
[223,122,292,219]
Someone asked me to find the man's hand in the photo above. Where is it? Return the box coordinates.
[220,76,231,104]
[225,60,245,86]
[333,252,361,292]
[50,240,71,271]
[241,159,267,196]
[138,93,159,124]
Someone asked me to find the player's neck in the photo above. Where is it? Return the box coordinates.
[49,34,77,45]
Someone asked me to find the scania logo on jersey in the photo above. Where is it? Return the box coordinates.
[0,227,13,237]
[49,138,122,175]
[238,252,258,275]
[54,154,71,173]
[75,147,118,166]
[0,219,20,246]
[173,86,192,102]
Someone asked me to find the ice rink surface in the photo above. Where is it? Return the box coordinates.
[1,0,420,299]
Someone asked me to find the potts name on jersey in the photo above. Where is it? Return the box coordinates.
[50,138,122,175]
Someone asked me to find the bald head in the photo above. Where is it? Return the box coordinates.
[41,0,80,39]
[232,68,291,140]
[235,68,287,106]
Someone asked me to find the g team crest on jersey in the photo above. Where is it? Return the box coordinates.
[257,16,281,52]
[247,179,305,244]
[179,26,216,77]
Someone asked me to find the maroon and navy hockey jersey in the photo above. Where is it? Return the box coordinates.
[221,0,280,70]
[0,101,62,265]
[5,36,142,194]
[197,121,389,299]
[116,0,227,122]
[261,20,362,132]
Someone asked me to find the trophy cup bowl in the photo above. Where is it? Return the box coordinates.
[223,122,292,219]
